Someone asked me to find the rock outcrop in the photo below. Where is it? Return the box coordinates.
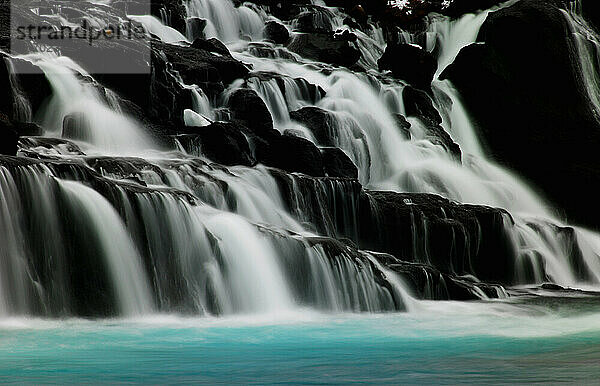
[442,0,600,229]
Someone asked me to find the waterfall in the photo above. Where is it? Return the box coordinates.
[3,0,600,320]
[57,180,154,316]
[228,2,600,288]
[16,53,154,155]
[185,0,265,43]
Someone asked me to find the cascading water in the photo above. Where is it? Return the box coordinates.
[6,1,600,382]
[220,0,600,288]
[12,53,154,155]
[56,180,154,316]
[185,0,266,43]
[2,0,600,322]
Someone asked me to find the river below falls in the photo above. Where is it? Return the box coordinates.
[2,300,600,384]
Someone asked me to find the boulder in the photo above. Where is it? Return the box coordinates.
[155,41,248,93]
[253,131,325,176]
[287,33,361,67]
[12,122,44,136]
[176,122,255,167]
[343,16,362,30]
[442,0,600,229]
[186,17,207,40]
[416,116,462,161]
[264,20,290,44]
[321,147,359,179]
[191,37,231,57]
[290,106,337,146]
[227,88,274,134]
[378,43,437,91]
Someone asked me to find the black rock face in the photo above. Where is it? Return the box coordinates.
[187,17,207,40]
[402,87,461,161]
[0,120,18,156]
[287,32,361,67]
[264,20,290,44]
[257,131,326,177]
[403,86,442,124]
[378,43,437,91]
[321,147,359,179]
[176,122,256,167]
[290,106,338,146]
[442,0,600,229]
[227,88,274,134]
[271,170,519,284]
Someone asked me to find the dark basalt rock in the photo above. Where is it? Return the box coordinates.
[255,131,325,177]
[293,7,336,33]
[18,137,86,157]
[187,17,207,40]
[378,43,437,92]
[403,86,442,124]
[387,258,506,301]
[394,114,412,139]
[401,87,461,160]
[321,147,359,179]
[1,120,44,138]
[360,191,516,283]
[86,157,165,180]
[13,122,43,136]
[175,122,256,167]
[107,39,249,127]
[289,106,371,178]
[264,20,290,44]
[343,16,362,30]
[271,171,517,284]
[290,106,337,146]
[442,0,600,229]
[191,38,232,57]
[416,116,462,161]
[0,119,18,156]
[156,41,248,92]
[287,32,361,67]
[227,88,274,134]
